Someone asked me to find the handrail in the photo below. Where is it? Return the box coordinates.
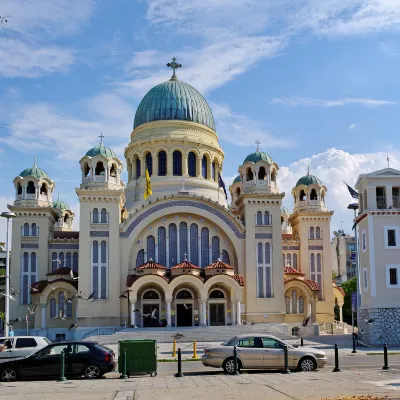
[241,320,289,335]
[82,321,127,340]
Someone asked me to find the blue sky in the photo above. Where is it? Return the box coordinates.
[1,0,400,241]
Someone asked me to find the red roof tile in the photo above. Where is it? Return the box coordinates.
[204,273,245,286]
[53,231,79,239]
[205,260,234,270]
[282,233,293,241]
[170,273,204,282]
[284,277,320,291]
[333,284,346,296]
[136,260,167,270]
[46,267,77,277]
[283,266,305,276]
[171,260,200,269]
[126,273,169,287]
[31,279,78,294]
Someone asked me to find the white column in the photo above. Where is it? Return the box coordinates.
[166,237,170,267]
[307,301,312,317]
[386,186,393,208]
[198,236,201,266]
[232,302,236,325]
[236,300,241,325]
[339,305,343,323]
[200,301,207,326]
[187,228,191,261]
[41,304,47,329]
[177,229,180,263]
[130,301,136,327]
[166,300,172,327]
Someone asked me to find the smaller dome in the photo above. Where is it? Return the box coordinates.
[233,175,242,184]
[296,174,322,187]
[85,143,116,158]
[243,150,274,165]
[281,205,289,214]
[19,162,50,179]
[53,198,70,211]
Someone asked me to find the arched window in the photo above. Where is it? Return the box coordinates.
[188,152,196,177]
[179,222,188,261]
[147,235,155,261]
[286,254,292,267]
[66,301,73,318]
[246,168,254,181]
[59,252,64,266]
[201,227,209,267]
[101,208,107,223]
[201,155,207,179]
[258,167,266,180]
[285,296,291,314]
[317,254,323,300]
[93,241,98,263]
[40,183,47,195]
[271,170,276,185]
[173,151,182,176]
[95,162,105,176]
[212,236,220,262]
[209,289,225,299]
[309,227,314,239]
[84,163,90,177]
[169,224,177,267]
[31,223,37,236]
[257,251,264,298]
[136,249,145,267]
[310,189,317,201]
[64,214,69,224]
[145,152,152,176]
[293,254,297,270]
[298,296,304,313]
[265,243,271,264]
[177,289,193,299]
[50,298,56,318]
[22,252,29,304]
[291,290,297,314]
[136,157,141,178]
[58,291,65,313]
[257,243,263,264]
[73,252,79,273]
[92,266,98,299]
[101,241,107,263]
[212,161,216,181]
[17,182,22,195]
[66,252,71,268]
[190,224,198,265]
[310,253,315,276]
[110,164,117,177]
[143,290,160,299]
[236,188,240,198]
[27,181,35,194]
[158,151,167,176]
[52,252,58,272]
[300,190,306,201]
[24,223,29,236]
[93,208,99,223]
[316,227,321,239]
[221,250,230,265]
[264,211,270,225]
[256,211,263,225]
[158,227,167,266]
[101,265,107,299]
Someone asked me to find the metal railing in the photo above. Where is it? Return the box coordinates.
[82,321,127,339]
[241,320,289,336]
[376,196,387,209]
[393,196,400,209]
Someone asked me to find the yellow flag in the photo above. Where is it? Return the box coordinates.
[144,168,152,200]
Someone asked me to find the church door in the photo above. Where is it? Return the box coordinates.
[142,304,161,328]
[209,303,226,326]
[176,304,193,327]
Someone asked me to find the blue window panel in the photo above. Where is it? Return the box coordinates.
[66,302,73,318]
[24,223,29,236]
[52,252,57,272]
[190,224,198,265]
[173,151,182,176]
[22,275,28,305]
[179,222,188,261]
[93,208,99,223]
[293,254,297,270]
[136,249,145,267]
[258,267,264,298]
[264,211,270,225]
[31,223,37,236]
[101,208,107,223]
[30,253,36,273]
[266,267,272,298]
[221,250,230,265]
[101,266,107,299]
[256,211,263,225]
[59,252,64,267]
[310,253,315,275]
[50,298,56,318]
[73,252,79,273]
[93,241,98,263]
[257,243,263,264]
[211,236,220,262]
[158,227,167,266]
[101,241,107,263]
[145,153,153,176]
[212,162,215,181]
[299,296,304,313]
[136,158,141,178]
[202,156,207,179]
[169,223,177,267]
[58,292,65,311]
[286,254,292,267]
[66,252,71,268]
[147,235,155,261]
[188,152,196,177]
[158,151,167,176]
[265,243,271,264]
[92,266,98,299]
[201,227,209,268]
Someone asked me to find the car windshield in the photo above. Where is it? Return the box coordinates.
[43,338,51,344]
[221,337,236,346]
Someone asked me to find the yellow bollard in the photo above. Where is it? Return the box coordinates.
[192,340,197,359]
[172,338,177,357]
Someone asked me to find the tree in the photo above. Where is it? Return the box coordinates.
[340,277,357,325]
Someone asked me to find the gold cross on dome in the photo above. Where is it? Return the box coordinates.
[167,57,182,80]
[255,140,261,151]
[98,133,105,145]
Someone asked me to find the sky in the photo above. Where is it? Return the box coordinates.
[1,0,400,243]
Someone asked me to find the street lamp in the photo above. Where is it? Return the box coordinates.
[1,211,17,337]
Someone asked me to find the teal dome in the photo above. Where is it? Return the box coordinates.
[133,79,216,131]
[281,205,289,214]
[296,174,322,187]
[19,165,49,179]
[233,175,242,184]
[53,198,70,211]
[86,143,116,158]
[243,150,274,165]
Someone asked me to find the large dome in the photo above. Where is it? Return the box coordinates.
[133,80,216,132]
[296,174,322,187]
[243,150,274,165]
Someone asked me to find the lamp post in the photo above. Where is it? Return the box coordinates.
[1,211,17,337]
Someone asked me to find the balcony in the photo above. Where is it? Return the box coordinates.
[39,194,48,201]
[393,196,400,209]
[376,196,387,209]
[25,194,36,200]
[93,175,106,182]
[55,221,69,229]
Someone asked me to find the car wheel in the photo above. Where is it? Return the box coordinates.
[223,357,241,375]
[1,368,19,382]
[84,365,101,379]
[298,357,316,372]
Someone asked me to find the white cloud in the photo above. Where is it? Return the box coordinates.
[379,40,400,57]
[270,96,397,108]
[348,123,359,130]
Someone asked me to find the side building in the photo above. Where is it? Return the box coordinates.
[331,232,356,283]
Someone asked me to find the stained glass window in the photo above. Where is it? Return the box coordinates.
[66,252,71,268]
[190,224,198,265]
[317,254,323,300]
[136,158,141,178]
[93,241,98,263]
[221,250,230,265]
[173,151,182,176]
[188,152,196,177]
[310,253,315,275]
[58,292,65,312]
[212,236,220,262]
[147,235,155,261]
[202,155,207,179]
[158,227,167,266]
[169,224,177,267]
[285,297,290,314]
[66,301,73,318]
[201,227,209,267]
[179,222,188,261]
[59,252,64,266]
[145,152,153,176]
[309,227,314,239]
[73,252,79,273]
[287,254,292,266]
[136,249,145,267]
[158,151,167,176]
[265,243,271,264]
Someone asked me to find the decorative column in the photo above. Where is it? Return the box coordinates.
[183,153,188,176]
[177,229,180,263]
[41,304,47,329]
[215,162,219,183]
[198,235,201,267]
[197,156,202,178]
[236,300,241,325]
[141,158,146,178]
[166,300,172,327]
[307,302,312,317]
[200,301,207,326]
[187,228,191,262]
[232,301,236,325]
[386,186,393,208]
[130,301,136,327]
[339,305,343,323]
[167,151,173,176]
[310,298,317,323]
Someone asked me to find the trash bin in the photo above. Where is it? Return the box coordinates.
[292,327,300,337]
[118,340,157,377]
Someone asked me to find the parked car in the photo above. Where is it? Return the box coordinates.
[202,334,327,374]
[0,337,51,360]
[0,341,116,382]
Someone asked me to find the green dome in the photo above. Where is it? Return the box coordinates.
[296,174,322,187]
[53,198,70,211]
[133,79,216,131]
[233,175,242,184]
[86,143,116,158]
[19,165,50,179]
[243,151,274,165]
[281,205,289,214]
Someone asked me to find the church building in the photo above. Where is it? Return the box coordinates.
[7,59,344,339]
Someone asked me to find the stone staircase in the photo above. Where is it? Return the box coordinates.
[85,324,295,345]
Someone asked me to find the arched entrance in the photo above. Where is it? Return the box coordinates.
[175,289,194,327]
[142,289,161,328]
[208,289,227,326]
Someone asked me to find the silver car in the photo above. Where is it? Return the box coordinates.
[202,334,327,374]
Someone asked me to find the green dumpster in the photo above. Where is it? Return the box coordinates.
[118,340,157,377]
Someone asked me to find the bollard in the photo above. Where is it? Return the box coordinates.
[175,348,184,377]
[120,348,128,379]
[192,340,197,359]
[172,338,177,358]
[352,333,357,354]
[282,345,291,374]
[382,343,390,370]
[332,344,340,372]
[57,350,67,382]
[301,337,304,347]
[233,346,240,375]
[331,323,334,335]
